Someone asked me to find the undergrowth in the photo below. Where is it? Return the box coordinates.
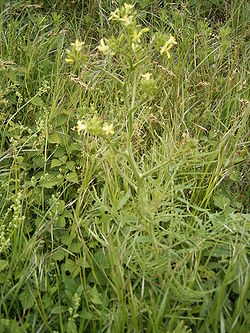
[0,1,249,332]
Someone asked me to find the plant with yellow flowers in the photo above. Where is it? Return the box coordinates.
[66,3,177,206]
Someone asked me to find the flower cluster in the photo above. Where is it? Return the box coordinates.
[97,39,114,55]
[0,192,24,253]
[77,117,114,138]
[109,3,135,27]
[140,72,156,96]
[97,3,177,59]
[65,39,84,64]
[132,27,149,51]
[160,35,177,58]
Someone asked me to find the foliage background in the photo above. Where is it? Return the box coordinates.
[0,0,249,332]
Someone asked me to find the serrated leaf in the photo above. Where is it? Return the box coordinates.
[94,250,110,269]
[63,210,73,219]
[64,259,77,273]
[88,268,107,285]
[60,232,73,245]
[69,242,82,253]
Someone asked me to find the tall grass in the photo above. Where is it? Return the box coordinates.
[0,1,249,332]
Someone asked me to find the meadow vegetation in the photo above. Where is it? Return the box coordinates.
[0,0,249,332]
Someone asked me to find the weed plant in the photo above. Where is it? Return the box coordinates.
[0,1,249,332]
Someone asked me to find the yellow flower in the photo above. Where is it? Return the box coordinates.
[77,120,86,134]
[132,28,149,44]
[120,15,133,26]
[65,39,84,64]
[132,27,149,50]
[109,8,120,21]
[71,39,84,52]
[108,3,135,27]
[97,39,112,55]
[124,3,134,12]
[65,57,74,64]
[103,123,114,136]
[160,35,177,58]
[141,72,152,81]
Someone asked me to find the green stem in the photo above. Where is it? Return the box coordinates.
[96,66,124,86]
[126,69,143,193]
[141,160,171,179]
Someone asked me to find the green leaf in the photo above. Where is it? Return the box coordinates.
[0,259,8,272]
[117,189,131,210]
[19,288,35,310]
[94,249,110,269]
[55,114,68,127]
[213,193,230,210]
[63,259,80,277]
[31,96,44,107]
[52,248,66,261]
[54,147,67,158]
[51,199,65,214]
[66,161,75,171]
[48,132,61,144]
[55,216,66,227]
[67,319,78,333]
[62,274,78,296]
[0,273,8,284]
[171,320,192,333]
[229,169,240,182]
[40,173,60,188]
[64,259,76,273]
[59,155,68,163]
[51,159,64,168]
[51,305,67,314]
[63,210,73,219]
[90,286,102,305]
[33,156,45,168]
[69,242,82,253]
[81,311,93,320]
[88,268,107,285]
[0,318,22,333]
[60,231,75,245]
[66,172,78,184]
